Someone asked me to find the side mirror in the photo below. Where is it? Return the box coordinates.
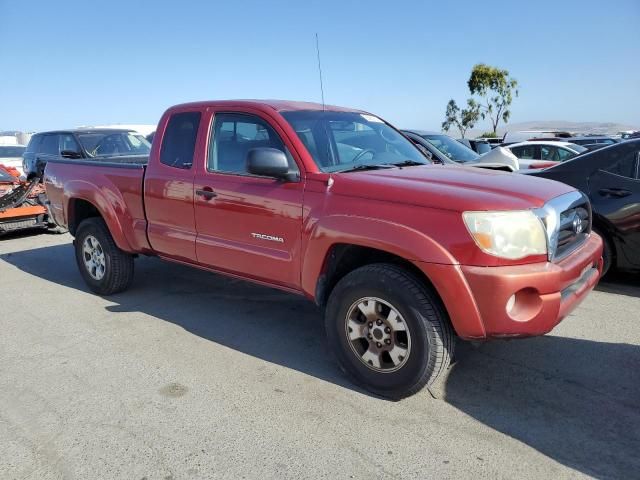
[247,147,295,181]
[61,150,82,159]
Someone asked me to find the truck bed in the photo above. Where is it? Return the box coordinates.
[49,154,149,168]
[45,156,151,253]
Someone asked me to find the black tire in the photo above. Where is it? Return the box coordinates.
[74,217,134,295]
[324,263,455,400]
[594,229,613,276]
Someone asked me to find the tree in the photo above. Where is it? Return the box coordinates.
[479,131,498,138]
[468,63,518,135]
[441,98,481,138]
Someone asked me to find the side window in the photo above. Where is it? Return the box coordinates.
[604,150,640,179]
[159,111,201,169]
[208,113,296,175]
[40,134,60,155]
[556,148,575,162]
[26,135,42,153]
[540,145,558,161]
[511,145,535,159]
[60,134,81,153]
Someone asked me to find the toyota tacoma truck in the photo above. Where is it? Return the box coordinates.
[44,100,603,399]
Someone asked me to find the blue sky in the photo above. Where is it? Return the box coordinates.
[1,0,639,132]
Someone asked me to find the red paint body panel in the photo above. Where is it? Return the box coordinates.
[192,106,305,289]
[44,100,604,340]
[417,234,603,339]
[45,164,150,253]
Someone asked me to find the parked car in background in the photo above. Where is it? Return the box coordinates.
[0,145,26,176]
[565,136,619,147]
[581,143,609,152]
[44,99,603,399]
[502,130,572,145]
[620,131,640,140]
[23,129,151,178]
[526,139,640,274]
[402,130,518,171]
[476,137,504,148]
[506,141,587,168]
[457,138,492,154]
[403,130,479,162]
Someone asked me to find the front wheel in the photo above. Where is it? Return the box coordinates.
[325,264,455,400]
[593,229,613,276]
[74,218,134,295]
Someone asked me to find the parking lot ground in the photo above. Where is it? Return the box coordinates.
[1,232,639,480]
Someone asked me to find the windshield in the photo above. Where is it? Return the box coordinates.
[77,132,151,157]
[567,143,588,153]
[0,146,26,157]
[281,111,429,172]
[421,134,479,162]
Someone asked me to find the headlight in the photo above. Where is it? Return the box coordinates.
[462,210,547,260]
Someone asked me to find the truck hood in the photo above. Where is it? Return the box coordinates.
[330,164,574,212]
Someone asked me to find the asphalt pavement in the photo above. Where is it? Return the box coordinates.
[1,232,639,480]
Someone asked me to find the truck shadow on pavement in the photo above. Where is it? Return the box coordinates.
[445,341,640,479]
[596,271,640,299]
[2,243,640,479]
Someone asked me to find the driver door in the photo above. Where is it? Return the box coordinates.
[193,109,305,289]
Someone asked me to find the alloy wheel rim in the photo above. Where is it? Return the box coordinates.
[345,297,411,373]
[82,235,106,280]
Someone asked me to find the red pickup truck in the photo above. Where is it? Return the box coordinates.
[45,100,603,399]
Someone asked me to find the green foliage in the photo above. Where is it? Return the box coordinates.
[479,131,498,138]
[441,98,481,139]
[468,63,518,135]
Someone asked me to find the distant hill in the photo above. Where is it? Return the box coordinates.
[466,121,639,138]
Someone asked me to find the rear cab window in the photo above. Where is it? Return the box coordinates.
[159,112,202,169]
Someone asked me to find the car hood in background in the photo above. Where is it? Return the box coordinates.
[475,147,519,171]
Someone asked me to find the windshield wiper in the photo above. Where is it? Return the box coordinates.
[381,160,427,168]
[338,164,396,173]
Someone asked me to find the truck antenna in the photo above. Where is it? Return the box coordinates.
[315,33,326,111]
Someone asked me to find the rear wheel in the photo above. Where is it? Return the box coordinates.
[325,263,454,400]
[74,218,134,295]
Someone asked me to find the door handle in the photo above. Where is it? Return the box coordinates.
[196,188,217,200]
[598,188,632,198]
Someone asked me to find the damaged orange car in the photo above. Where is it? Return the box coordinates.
[0,165,63,235]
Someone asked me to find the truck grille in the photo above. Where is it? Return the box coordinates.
[556,203,591,259]
[536,191,592,262]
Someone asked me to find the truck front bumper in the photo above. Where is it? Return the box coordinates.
[417,233,603,340]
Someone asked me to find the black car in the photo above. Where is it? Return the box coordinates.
[526,139,640,274]
[23,128,151,178]
[402,130,482,164]
[402,130,517,171]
